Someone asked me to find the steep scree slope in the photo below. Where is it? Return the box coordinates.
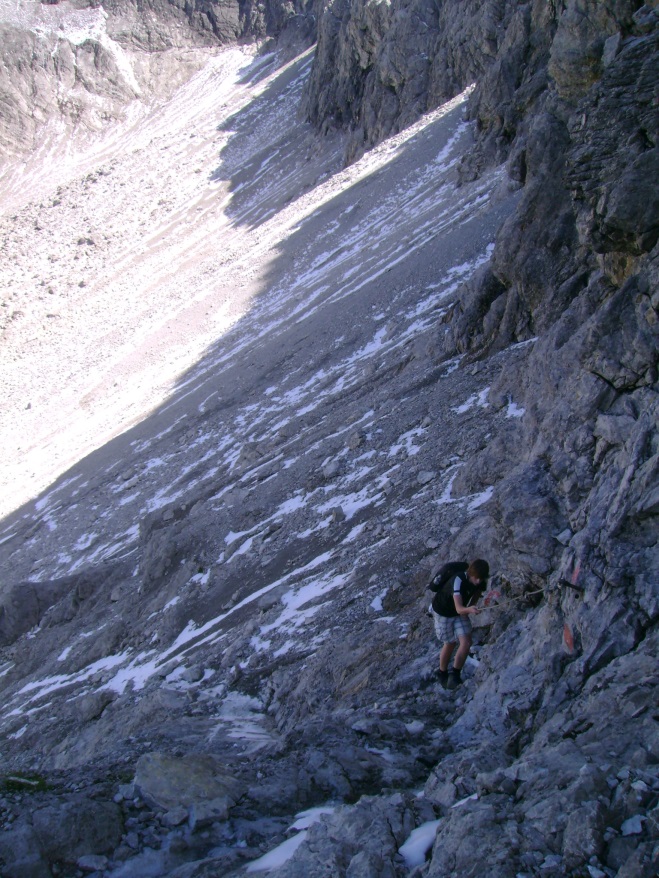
[0,2,657,878]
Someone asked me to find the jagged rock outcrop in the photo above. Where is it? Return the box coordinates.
[0,17,137,157]
[101,0,317,49]
[304,0,559,164]
[449,5,659,605]
[0,0,316,157]
[0,562,131,647]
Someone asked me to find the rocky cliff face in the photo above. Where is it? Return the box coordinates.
[0,2,657,878]
[306,0,658,637]
[100,0,317,49]
[0,0,315,157]
[304,0,556,164]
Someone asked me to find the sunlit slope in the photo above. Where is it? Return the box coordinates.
[0,48,314,515]
[0,47,510,523]
[0,45,520,718]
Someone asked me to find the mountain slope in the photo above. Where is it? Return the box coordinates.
[0,2,657,878]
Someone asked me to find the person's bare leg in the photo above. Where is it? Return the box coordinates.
[453,633,472,670]
[439,642,455,672]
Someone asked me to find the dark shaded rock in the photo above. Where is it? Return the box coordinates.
[0,579,69,647]
[547,0,640,103]
[0,563,129,647]
[566,26,659,265]
[0,823,52,878]
[602,148,659,254]
[305,0,559,167]
[562,799,607,870]
[102,0,317,50]
[76,854,109,873]
[32,798,123,863]
[72,689,117,722]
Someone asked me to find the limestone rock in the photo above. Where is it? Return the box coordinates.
[0,0,317,158]
[265,793,419,877]
[134,752,244,813]
[0,823,51,878]
[72,689,117,722]
[547,0,638,103]
[32,798,123,863]
[77,854,110,872]
[0,4,657,878]
[562,800,607,871]
[0,563,130,647]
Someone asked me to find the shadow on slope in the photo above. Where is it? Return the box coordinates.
[210,46,339,230]
[0,54,514,678]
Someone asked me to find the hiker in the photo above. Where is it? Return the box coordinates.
[429,559,489,689]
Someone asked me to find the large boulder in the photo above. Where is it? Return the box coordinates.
[0,823,52,878]
[31,797,123,863]
[134,751,244,819]
[0,564,129,647]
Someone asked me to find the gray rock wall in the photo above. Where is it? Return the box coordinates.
[0,0,316,157]
[0,22,138,157]
[304,0,658,607]
[449,6,659,605]
[303,0,558,163]
[101,0,316,49]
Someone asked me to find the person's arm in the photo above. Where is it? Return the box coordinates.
[453,577,478,615]
[453,593,478,615]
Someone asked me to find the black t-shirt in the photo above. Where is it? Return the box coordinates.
[432,574,484,618]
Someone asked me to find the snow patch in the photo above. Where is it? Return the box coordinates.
[246,831,308,873]
[468,487,494,510]
[454,387,490,413]
[246,806,335,872]
[506,398,525,418]
[399,819,442,868]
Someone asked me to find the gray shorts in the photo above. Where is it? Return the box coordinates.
[433,611,472,644]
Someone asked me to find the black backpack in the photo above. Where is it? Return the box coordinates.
[428,561,468,617]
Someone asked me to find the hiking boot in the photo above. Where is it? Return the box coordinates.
[437,668,449,688]
[447,668,462,690]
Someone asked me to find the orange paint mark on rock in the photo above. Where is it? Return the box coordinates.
[563,623,575,651]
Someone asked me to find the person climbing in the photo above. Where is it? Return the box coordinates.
[428,559,489,689]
